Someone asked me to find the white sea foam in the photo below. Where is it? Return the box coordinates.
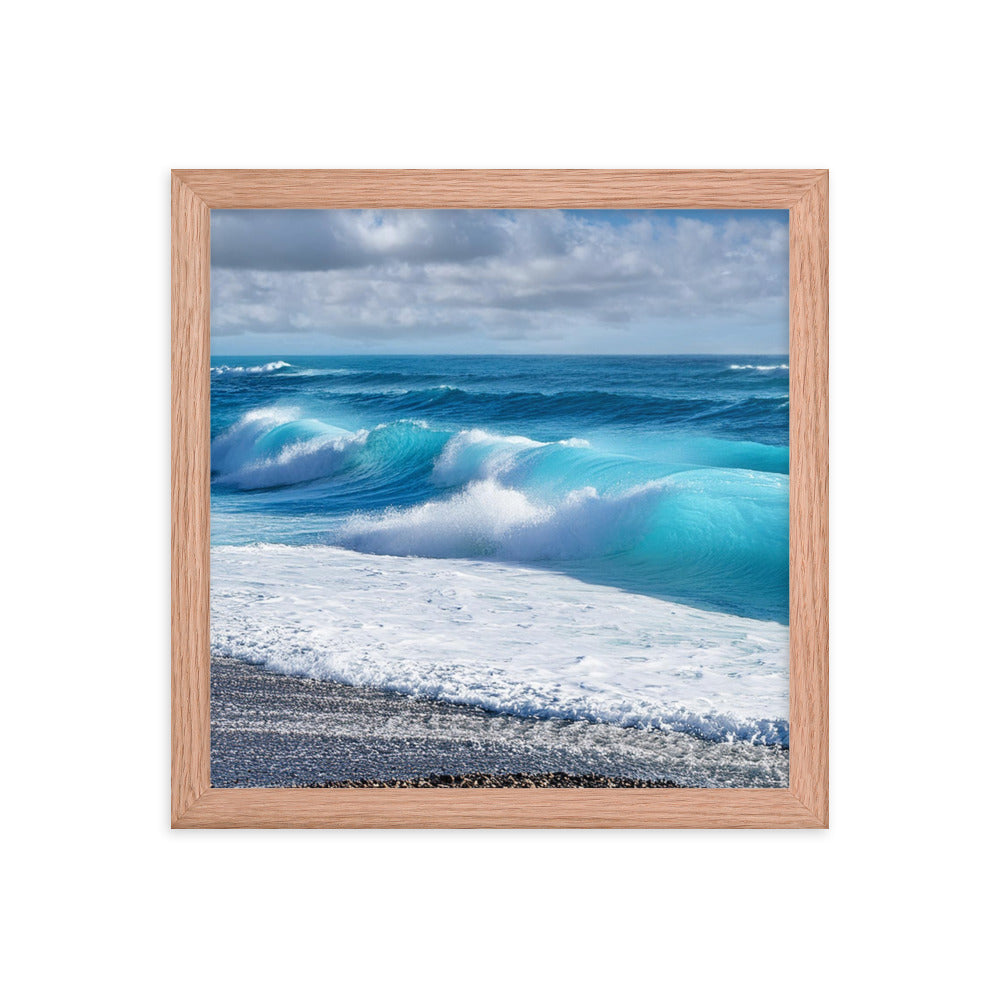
[211,407,367,489]
[211,360,293,375]
[211,544,789,744]
[432,428,589,487]
[433,429,547,485]
[336,477,667,561]
[728,363,789,371]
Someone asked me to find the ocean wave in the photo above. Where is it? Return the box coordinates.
[210,408,789,618]
[432,428,590,487]
[211,360,293,376]
[212,403,787,496]
[213,410,596,493]
[211,407,367,488]
[330,468,789,620]
[336,477,668,562]
[326,384,790,434]
[294,368,498,388]
[728,363,789,371]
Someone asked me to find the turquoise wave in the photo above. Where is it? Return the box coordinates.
[211,405,789,622]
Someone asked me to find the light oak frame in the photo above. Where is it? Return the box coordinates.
[172,170,828,829]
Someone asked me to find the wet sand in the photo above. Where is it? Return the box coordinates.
[211,656,789,788]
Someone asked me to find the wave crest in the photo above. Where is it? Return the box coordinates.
[211,360,292,376]
[336,477,670,562]
[432,428,589,488]
[211,407,367,489]
[209,408,789,619]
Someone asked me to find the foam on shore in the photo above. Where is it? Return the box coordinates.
[211,544,789,746]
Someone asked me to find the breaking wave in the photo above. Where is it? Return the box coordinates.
[211,360,292,375]
[210,407,789,619]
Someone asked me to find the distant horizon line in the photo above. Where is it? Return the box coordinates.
[209,351,791,358]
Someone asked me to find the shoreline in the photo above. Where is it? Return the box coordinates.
[212,544,790,747]
[211,656,789,788]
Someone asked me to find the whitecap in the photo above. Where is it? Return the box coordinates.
[211,360,293,375]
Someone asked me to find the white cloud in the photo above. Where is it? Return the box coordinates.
[211,210,788,353]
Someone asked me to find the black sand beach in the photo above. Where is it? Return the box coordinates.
[211,656,789,788]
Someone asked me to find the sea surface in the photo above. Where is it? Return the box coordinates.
[210,355,790,757]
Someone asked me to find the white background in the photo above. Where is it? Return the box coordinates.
[4,2,995,996]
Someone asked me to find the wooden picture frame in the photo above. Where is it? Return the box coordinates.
[172,169,828,829]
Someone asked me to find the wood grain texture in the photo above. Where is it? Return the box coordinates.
[172,169,826,209]
[788,173,830,827]
[171,175,211,824]
[170,169,830,829]
[174,788,824,829]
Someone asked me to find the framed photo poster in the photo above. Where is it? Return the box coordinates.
[172,170,828,828]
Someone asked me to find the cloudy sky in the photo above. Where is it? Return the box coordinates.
[211,209,788,355]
